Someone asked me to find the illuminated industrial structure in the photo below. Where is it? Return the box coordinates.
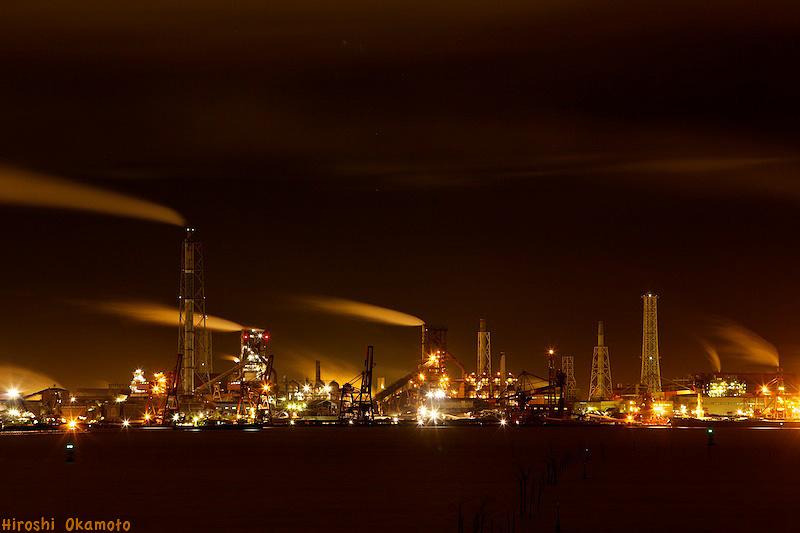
[178,228,212,395]
[588,321,613,401]
[477,319,491,392]
[640,293,662,397]
[547,349,556,413]
[231,328,275,422]
[562,356,576,402]
[374,324,474,413]
[338,346,375,423]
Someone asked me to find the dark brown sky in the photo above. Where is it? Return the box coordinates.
[2,1,800,392]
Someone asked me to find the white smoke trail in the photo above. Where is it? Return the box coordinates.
[91,300,244,332]
[299,296,424,326]
[700,340,722,372]
[0,165,184,226]
[704,317,780,369]
[0,365,63,397]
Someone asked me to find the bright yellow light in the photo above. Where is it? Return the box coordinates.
[500,419,507,426]
[144,413,151,420]
[68,420,77,429]
[7,389,19,398]
[122,420,130,427]
[548,349,554,355]
[70,396,77,402]
[419,373,425,381]
[8,409,20,416]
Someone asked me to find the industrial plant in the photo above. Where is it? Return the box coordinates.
[1,230,796,432]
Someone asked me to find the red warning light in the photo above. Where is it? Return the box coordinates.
[265,334,270,340]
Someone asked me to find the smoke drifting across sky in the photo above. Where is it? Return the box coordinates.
[0,365,63,396]
[703,317,780,370]
[89,301,244,332]
[0,165,185,226]
[299,296,424,327]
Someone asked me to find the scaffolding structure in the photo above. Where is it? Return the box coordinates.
[477,319,491,376]
[640,293,662,398]
[477,319,492,396]
[234,328,274,423]
[178,228,212,395]
[562,356,576,402]
[339,346,375,424]
[589,321,614,401]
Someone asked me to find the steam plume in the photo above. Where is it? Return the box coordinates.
[700,340,722,372]
[0,165,184,226]
[92,300,244,332]
[704,317,780,369]
[0,365,63,396]
[300,296,424,326]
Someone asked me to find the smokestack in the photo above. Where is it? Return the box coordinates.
[315,360,321,385]
[500,352,506,379]
[598,321,604,346]
[480,318,486,332]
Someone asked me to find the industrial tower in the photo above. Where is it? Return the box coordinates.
[640,293,662,397]
[562,356,576,402]
[339,346,375,423]
[236,328,274,422]
[477,319,491,377]
[588,321,613,401]
[178,228,212,395]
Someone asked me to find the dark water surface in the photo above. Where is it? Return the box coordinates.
[0,426,795,531]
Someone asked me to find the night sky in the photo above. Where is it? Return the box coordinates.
[2,1,800,393]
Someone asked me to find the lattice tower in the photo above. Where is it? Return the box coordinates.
[589,321,613,401]
[640,293,662,397]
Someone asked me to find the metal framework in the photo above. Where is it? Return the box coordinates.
[547,349,556,414]
[477,319,491,397]
[235,329,275,423]
[178,228,212,395]
[339,346,375,423]
[762,367,788,419]
[155,353,182,424]
[562,356,576,402]
[640,293,662,397]
[422,324,467,396]
[589,321,614,401]
[422,325,447,362]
